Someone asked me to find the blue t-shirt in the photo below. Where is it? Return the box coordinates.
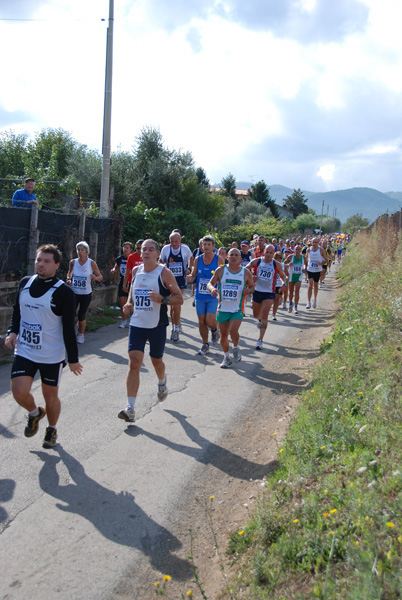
[12,189,37,207]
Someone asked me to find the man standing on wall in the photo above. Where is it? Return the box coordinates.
[12,178,38,207]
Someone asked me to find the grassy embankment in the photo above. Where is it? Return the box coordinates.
[226,228,402,599]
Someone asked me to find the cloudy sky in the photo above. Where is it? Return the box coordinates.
[1,0,402,192]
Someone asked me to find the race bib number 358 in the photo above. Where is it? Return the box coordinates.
[73,276,87,288]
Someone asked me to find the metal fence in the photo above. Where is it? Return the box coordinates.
[0,206,122,283]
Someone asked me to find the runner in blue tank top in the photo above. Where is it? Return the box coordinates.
[186,235,224,355]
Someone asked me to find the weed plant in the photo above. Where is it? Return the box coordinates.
[85,306,121,331]
[226,229,402,599]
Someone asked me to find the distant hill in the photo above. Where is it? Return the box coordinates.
[302,188,402,223]
[386,191,402,202]
[215,182,402,223]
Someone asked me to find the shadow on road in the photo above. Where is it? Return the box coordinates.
[126,410,278,481]
[30,446,192,579]
[0,478,16,523]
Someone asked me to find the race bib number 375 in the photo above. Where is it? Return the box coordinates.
[134,289,152,310]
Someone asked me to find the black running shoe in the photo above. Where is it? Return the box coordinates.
[42,427,58,448]
[24,407,46,438]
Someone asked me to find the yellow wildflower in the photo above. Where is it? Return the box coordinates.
[239,531,244,535]
[320,446,326,450]
[163,575,172,582]
[386,522,395,528]
[293,519,299,524]
[329,531,334,535]
[330,509,337,514]
[210,496,214,500]
[187,592,193,597]
[323,512,329,518]
[154,581,160,587]
[279,448,284,453]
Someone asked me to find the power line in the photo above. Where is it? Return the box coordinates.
[0,18,106,23]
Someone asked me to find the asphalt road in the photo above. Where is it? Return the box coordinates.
[0,270,338,599]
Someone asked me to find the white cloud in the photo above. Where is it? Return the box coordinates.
[317,164,336,182]
[300,0,317,12]
[1,0,402,193]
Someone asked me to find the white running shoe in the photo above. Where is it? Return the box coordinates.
[319,282,323,289]
[118,407,135,422]
[119,321,128,329]
[306,302,311,309]
[294,306,299,314]
[312,298,317,309]
[171,329,179,342]
[288,303,293,313]
[220,356,232,369]
[256,339,263,351]
[272,315,277,321]
[157,378,168,402]
[198,343,209,355]
[77,334,85,344]
[233,348,242,362]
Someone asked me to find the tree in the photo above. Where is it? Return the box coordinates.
[195,167,210,188]
[0,130,27,178]
[249,180,268,205]
[221,173,237,199]
[321,216,342,233]
[284,188,308,218]
[293,213,318,233]
[249,180,280,219]
[25,128,76,179]
[130,126,195,212]
[236,199,272,224]
[342,213,370,233]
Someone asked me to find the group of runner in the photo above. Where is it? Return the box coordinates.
[5,230,346,445]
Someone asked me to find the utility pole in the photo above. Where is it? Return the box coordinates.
[320,200,324,234]
[100,0,114,218]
